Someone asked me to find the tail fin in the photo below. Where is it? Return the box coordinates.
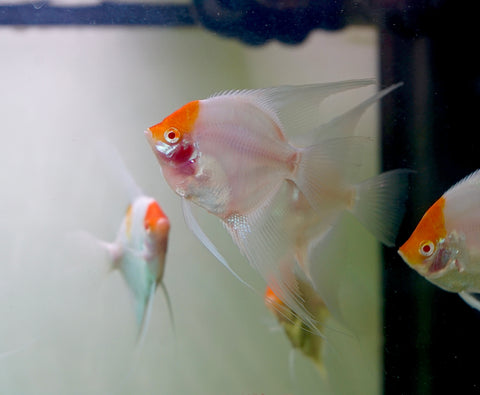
[350,169,412,246]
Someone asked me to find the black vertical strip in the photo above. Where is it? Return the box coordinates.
[381,29,435,395]
[381,2,480,394]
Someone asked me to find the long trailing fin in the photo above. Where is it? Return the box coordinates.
[182,199,255,291]
[183,199,316,333]
[308,221,348,325]
[459,292,480,311]
[223,182,323,336]
[159,282,176,340]
[118,282,156,388]
[211,79,375,138]
[296,82,403,145]
[351,169,412,246]
[136,282,156,347]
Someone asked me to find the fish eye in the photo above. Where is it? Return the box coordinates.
[419,241,435,257]
[164,127,181,144]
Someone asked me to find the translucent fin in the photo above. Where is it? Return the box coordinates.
[308,221,348,324]
[351,169,412,246]
[295,82,404,145]
[159,282,176,341]
[98,240,123,264]
[212,79,375,137]
[66,229,122,268]
[295,136,373,213]
[459,292,480,311]
[223,182,322,335]
[93,137,143,201]
[116,282,155,389]
[182,198,254,291]
[136,281,156,346]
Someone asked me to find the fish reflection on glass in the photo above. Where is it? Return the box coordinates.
[265,280,330,377]
[398,169,480,310]
[145,80,410,331]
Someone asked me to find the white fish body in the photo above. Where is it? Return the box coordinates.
[146,80,410,331]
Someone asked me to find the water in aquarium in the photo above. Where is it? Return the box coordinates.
[1,1,479,394]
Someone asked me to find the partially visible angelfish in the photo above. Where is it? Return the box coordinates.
[265,280,330,377]
[398,169,480,310]
[145,80,410,332]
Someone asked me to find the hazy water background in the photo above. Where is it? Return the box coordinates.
[1,22,382,394]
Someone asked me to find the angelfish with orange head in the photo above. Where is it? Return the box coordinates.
[145,80,411,333]
[398,169,480,309]
[91,140,173,343]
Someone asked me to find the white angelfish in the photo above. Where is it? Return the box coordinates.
[144,80,410,332]
[94,140,173,343]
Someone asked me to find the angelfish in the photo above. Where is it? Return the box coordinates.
[103,196,171,340]
[144,80,410,331]
[93,140,173,342]
[398,169,480,310]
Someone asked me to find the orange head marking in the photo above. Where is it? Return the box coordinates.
[148,100,200,144]
[398,196,447,266]
[144,201,170,234]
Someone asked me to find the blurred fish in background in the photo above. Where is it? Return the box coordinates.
[264,280,330,378]
[398,169,480,311]
[85,141,173,345]
[144,79,411,334]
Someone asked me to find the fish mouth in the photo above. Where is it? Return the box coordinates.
[397,249,408,264]
[398,248,428,275]
[144,129,177,158]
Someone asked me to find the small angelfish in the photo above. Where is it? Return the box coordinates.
[398,169,480,310]
[93,140,173,343]
[145,80,410,331]
[104,196,171,341]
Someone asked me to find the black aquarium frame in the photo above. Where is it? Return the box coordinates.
[2,1,480,393]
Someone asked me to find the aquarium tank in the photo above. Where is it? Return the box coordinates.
[1,1,479,394]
